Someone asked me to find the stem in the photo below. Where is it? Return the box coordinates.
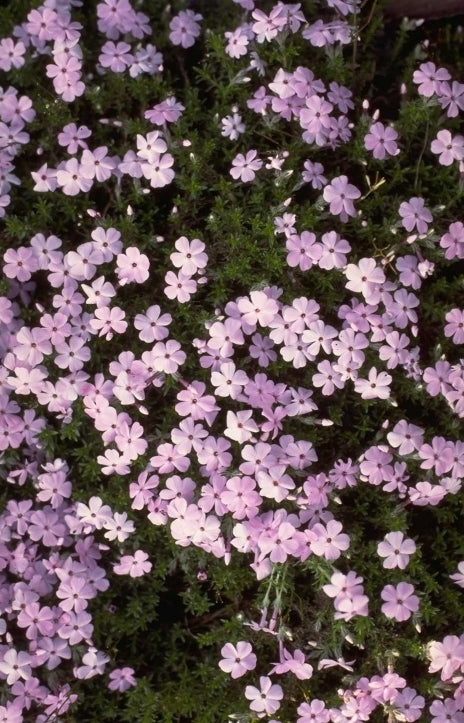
[414,116,429,192]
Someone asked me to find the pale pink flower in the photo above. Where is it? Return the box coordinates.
[323,175,361,221]
[113,550,152,577]
[431,129,464,166]
[381,582,419,621]
[245,676,283,715]
[237,290,279,327]
[219,641,257,678]
[428,635,464,680]
[377,531,416,569]
[170,236,207,276]
[230,150,263,182]
[116,247,149,285]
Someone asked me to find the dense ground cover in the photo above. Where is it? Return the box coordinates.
[0,0,464,720]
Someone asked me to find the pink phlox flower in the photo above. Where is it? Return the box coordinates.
[150,339,186,375]
[134,304,171,343]
[74,648,110,679]
[237,290,279,327]
[26,7,59,41]
[274,212,297,237]
[150,444,190,475]
[113,549,152,577]
[327,81,354,112]
[323,569,363,602]
[175,381,219,424]
[249,332,277,366]
[221,476,262,520]
[318,230,350,269]
[145,96,184,125]
[323,174,360,221]
[170,236,207,276]
[97,448,132,476]
[428,635,464,681]
[270,647,313,680]
[440,221,464,260]
[171,417,208,455]
[224,25,250,59]
[56,157,92,196]
[208,316,245,357]
[310,519,350,560]
[369,673,406,704]
[312,359,344,395]
[140,150,175,188]
[91,226,123,262]
[0,37,26,72]
[90,305,127,340]
[58,122,91,154]
[65,242,104,281]
[399,197,432,234]
[297,699,331,722]
[221,112,246,140]
[285,231,323,271]
[129,470,159,510]
[431,129,464,166]
[75,496,112,533]
[211,361,248,399]
[164,270,197,303]
[326,0,360,16]
[251,7,287,42]
[116,247,149,285]
[99,41,133,72]
[245,676,283,715]
[103,511,135,542]
[437,80,464,118]
[136,130,167,160]
[81,276,116,307]
[30,233,64,270]
[387,420,423,455]
[257,464,294,502]
[392,687,425,722]
[3,246,39,283]
[169,10,202,48]
[430,697,464,722]
[56,575,95,614]
[108,667,136,692]
[450,561,464,588]
[299,94,333,134]
[354,366,392,400]
[114,420,147,461]
[302,159,327,189]
[119,149,143,177]
[96,0,136,39]
[197,436,232,474]
[168,498,203,546]
[444,308,464,345]
[345,257,386,301]
[230,150,263,182]
[408,481,447,506]
[381,582,419,621]
[129,44,163,77]
[219,641,257,678]
[0,649,32,685]
[364,121,399,159]
[224,409,259,443]
[412,62,451,97]
[418,436,454,476]
[247,85,272,114]
[377,531,416,569]
[80,146,117,182]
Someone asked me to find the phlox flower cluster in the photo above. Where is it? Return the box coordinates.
[0,0,464,721]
